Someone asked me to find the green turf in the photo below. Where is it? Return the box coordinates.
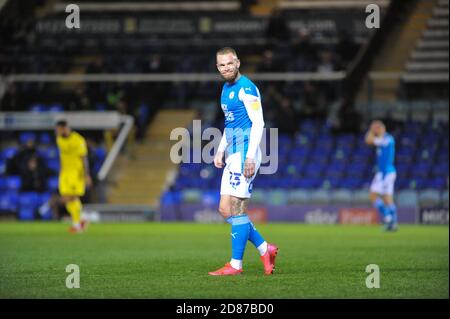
[0,222,448,298]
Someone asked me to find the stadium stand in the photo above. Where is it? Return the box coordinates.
[0,0,448,222]
[163,118,448,207]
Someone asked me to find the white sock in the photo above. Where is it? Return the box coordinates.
[73,223,81,230]
[257,242,268,256]
[230,259,242,270]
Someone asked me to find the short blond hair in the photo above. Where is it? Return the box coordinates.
[216,47,238,58]
[371,120,385,129]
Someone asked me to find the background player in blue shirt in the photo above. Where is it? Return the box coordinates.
[365,120,398,231]
[208,47,279,276]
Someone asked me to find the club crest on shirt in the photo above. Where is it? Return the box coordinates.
[229,91,235,99]
[250,100,261,110]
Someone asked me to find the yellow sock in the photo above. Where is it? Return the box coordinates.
[66,199,82,226]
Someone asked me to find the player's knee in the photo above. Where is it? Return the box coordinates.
[382,195,393,205]
[62,196,77,203]
[369,192,377,202]
[218,205,231,218]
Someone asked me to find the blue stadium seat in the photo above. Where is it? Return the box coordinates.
[345,169,366,180]
[396,153,414,165]
[19,132,37,144]
[409,178,428,190]
[47,159,60,174]
[294,134,312,147]
[419,148,437,161]
[39,132,52,145]
[323,176,342,189]
[316,139,334,150]
[18,192,40,221]
[396,178,410,190]
[201,191,220,206]
[328,161,347,171]
[161,191,181,205]
[47,177,59,191]
[397,147,416,157]
[310,154,329,165]
[19,192,39,207]
[290,147,310,157]
[0,159,6,175]
[18,207,35,220]
[42,146,59,160]
[29,104,48,112]
[351,153,370,165]
[208,178,221,189]
[340,177,363,189]
[1,147,18,160]
[398,136,418,151]
[48,104,64,112]
[396,168,411,180]
[426,177,448,190]
[254,180,270,190]
[0,192,19,212]
[412,163,431,179]
[2,176,22,191]
[304,163,324,176]
[431,163,449,177]
[282,164,299,176]
[348,162,367,173]
[336,135,355,147]
[353,147,373,158]
[331,149,349,162]
[325,167,344,179]
[0,176,8,190]
[295,178,321,189]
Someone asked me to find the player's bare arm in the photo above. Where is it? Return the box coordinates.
[215,129,227,168]
[214,151,225,168]
[364,128,375,145]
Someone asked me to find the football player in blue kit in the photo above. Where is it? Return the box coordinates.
[208,47,279,276]
[365,120,398,231]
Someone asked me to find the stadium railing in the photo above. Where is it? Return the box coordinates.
[2,72,346,83]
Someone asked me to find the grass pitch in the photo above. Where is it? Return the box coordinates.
[0,222,448,298]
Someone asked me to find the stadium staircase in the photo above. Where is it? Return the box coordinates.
[405,0,449,79]
[107,109,197,206]
[358,0,438,102]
